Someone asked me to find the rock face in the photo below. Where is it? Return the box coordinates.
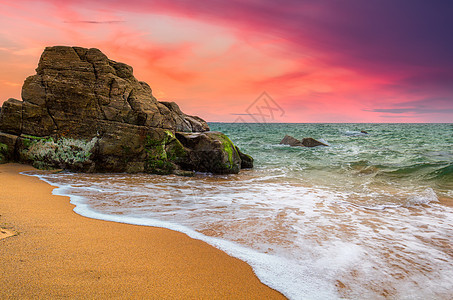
[280,135,328,147]
[0,46,252,174]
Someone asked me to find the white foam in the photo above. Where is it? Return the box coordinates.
[404,188,439,207]
[318,138,329,145]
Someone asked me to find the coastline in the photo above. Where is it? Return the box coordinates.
[0,163,284,299]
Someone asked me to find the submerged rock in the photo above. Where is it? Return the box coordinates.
[0,46,252,174]
[280,135,328,147]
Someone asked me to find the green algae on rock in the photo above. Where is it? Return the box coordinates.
[144,130,189,175]
[176,131,246,174]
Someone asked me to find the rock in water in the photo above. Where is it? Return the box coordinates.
[301,138,328,147]
[176,132,241,174]
[280,135,328,147]
[280,135,304,147]
[0,46,252,174]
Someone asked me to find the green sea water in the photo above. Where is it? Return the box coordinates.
[211,123,453,203]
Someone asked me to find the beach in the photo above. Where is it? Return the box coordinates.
[0,163,284,299]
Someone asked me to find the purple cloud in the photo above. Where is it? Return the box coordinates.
[367,97,453,114]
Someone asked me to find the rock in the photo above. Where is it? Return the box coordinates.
[236,147,254,169]
[280,135,328,147]
[0,132,18,161]
[360,130,368,134]
[301,138,328,147]
[0,98,23,135]
[175,131,245,174]
[159,101,210,132]
[18,46,209,137]
[0,46,253,174]
[280,135,304,147]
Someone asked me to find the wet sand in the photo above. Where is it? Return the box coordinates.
[0,163,284,299]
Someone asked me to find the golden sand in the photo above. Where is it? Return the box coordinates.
[0,163,284,299]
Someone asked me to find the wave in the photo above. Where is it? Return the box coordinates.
[378,162,453,184]
[355,161,452,180]
[380,162,443,175]
[428,164,453,180]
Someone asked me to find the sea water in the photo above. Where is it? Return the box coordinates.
[28,123,453,299]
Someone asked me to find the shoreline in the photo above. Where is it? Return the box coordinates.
[0,163,285,299]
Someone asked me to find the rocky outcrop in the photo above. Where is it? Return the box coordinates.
[280,135,328,147]
[0,46,252,174]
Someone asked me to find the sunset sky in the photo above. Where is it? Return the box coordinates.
[1,0,452,122]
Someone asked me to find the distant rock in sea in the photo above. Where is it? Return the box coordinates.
[0,46,252,174]
[280,135,328,147]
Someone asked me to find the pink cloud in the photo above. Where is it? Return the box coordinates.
[1,0,452,122]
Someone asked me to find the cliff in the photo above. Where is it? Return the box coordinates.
[0,46,252,174]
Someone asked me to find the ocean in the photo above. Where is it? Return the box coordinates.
[28,123,453,299]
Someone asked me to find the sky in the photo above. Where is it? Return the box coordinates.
[0,0,452,122]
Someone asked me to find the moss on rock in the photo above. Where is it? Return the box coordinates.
[144,130,188,175]
[175,131,242,174]
[216,133,240,170]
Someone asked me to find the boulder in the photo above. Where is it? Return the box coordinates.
[280,135,328,147]
[175,131,243,174]
[0,46,252,174]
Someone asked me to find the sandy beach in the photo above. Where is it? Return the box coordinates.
[0,163,284,299]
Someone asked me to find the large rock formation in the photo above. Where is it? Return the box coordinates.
[0,46,253,174]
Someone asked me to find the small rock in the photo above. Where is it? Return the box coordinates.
[301,137,328,147]
[280,135,327,147]
[280,135,304,147]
